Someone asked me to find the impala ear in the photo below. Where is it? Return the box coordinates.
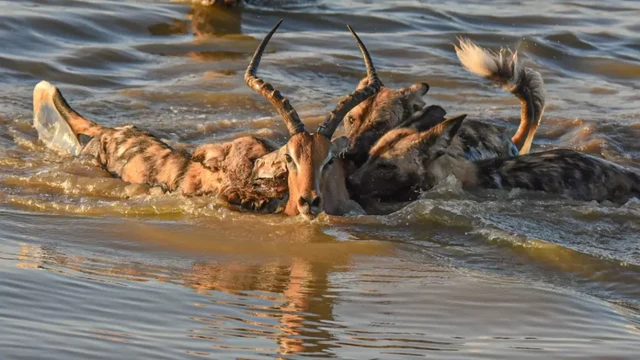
[354,77,370,90]
[398,82,429,114]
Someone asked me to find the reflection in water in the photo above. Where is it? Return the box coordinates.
[149,3,242,37]
[16,240,346,357]
[187,259,336,356]
[188,4,242,37]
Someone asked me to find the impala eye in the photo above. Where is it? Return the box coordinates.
[325,157,335,167]
[347,116,355,125]
[285,154,293,163]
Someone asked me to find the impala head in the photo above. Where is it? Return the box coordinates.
[246,20,381,220]
[342,78,430,166]
[347,114,467,202]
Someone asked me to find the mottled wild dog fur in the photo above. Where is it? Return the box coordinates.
[342,38,545,166]
[455,38,545,155]
[246,20,382,219]
[342,78,518,167]
[342,79,429,165]
[347,116,640,205]
[347,113,468,202]
[35,80,286,211]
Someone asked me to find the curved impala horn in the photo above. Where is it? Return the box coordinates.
[245,20,305,136]
[317,25,383,139]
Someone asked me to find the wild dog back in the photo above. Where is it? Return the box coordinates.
[34,81,285,211]
[347,114,640,205]
[82,125,191,192]
[473,149,640,204]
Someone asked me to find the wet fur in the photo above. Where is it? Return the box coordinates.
[343,38,545,167]
[471,149,640,203]
[84,127,287,210]
[39,81,287,211]
[343,79,518,167]
[348,116,640,205]
[342,79,428,165]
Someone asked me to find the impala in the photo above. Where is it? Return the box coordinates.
[32,20,381,219]
[244,20,382,219]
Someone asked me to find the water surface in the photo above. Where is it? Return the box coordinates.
[1,0,639,358]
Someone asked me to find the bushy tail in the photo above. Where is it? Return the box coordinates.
[454,38,545,155]
[33,81,103,138]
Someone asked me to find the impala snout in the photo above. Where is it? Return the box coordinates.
[297,192,323,220]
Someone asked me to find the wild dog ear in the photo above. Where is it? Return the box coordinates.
[398,104,447,130]
[251,146,287,181]
[417,114,467,155]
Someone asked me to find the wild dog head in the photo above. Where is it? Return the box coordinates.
[347,114,467,202]
[245,20,382,220]
[342,78,430,166]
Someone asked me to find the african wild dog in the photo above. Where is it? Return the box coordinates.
[33,20,380,219]
[347,114,640,206]
[34,80,287,211]
[341,38,545,167]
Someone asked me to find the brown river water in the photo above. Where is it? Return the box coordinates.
[1,0,640,358]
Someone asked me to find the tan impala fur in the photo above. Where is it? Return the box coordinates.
[245,20,382,219]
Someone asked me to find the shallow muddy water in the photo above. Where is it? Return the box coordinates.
[1,0,639,359]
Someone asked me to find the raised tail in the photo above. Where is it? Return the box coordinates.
[33,81,104,155]
[454,38,545,155]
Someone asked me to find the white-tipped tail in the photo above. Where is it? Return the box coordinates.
[454,38,545,154]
